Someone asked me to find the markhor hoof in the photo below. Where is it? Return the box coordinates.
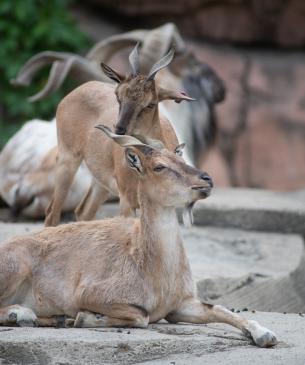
[247,320,278,348]
[8,307,37,327]
[254,330,278,348]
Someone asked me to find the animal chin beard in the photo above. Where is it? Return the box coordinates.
[182,202,195,228]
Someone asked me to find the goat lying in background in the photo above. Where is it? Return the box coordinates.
[0,127,277,348]
[0,119,91,217]
[45,45,193,226]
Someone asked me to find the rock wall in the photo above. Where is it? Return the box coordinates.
[197,44,305,190]
[87,0,305,48]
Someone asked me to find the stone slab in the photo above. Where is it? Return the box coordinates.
[193,188,305,235]
[0,312,304,365]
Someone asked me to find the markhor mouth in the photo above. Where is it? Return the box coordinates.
[191,186,211,196]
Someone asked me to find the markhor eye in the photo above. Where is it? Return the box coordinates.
[153,165,166,172]
[147,104,155,109]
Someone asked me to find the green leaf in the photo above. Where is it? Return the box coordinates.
[0,0,91,148]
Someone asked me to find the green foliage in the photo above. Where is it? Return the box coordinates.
[0,0,90,147]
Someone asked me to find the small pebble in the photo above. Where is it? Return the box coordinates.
[252,310,256,313]
[127,330,131,334]
[283,312,286,314]
[117,329,123,333]
[299,313,304,317]
[230,308,235,312]
[242,308,248,312]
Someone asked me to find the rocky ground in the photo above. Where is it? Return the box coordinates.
[0,312,304,365]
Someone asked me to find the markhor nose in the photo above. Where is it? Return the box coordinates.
[200,173,213,187]
[115,126,126,135]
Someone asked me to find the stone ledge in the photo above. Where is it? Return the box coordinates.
[0,312,304,365]
[193,188,305,235]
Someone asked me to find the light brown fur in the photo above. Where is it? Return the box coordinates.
[0,144,277,347]
[45,69,194,227]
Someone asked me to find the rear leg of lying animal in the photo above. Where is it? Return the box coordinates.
[0,305,37,327]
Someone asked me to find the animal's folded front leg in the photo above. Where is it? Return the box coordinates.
[74,306,149,328]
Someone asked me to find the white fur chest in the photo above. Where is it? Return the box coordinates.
[144,214,194,322]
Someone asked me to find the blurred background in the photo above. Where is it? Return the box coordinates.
[1,0,305,191]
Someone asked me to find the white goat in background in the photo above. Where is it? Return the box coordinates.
[0,119,91,217]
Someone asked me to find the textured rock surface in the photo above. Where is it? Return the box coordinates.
[193,188,305,234]
[85,0,305,47]
[0,312,304,365]
[196,45,305,190]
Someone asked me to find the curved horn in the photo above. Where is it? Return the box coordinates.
[133,134,165,150]
[87,23,185,71]
[95,125,150,147]
[87,30,148,63]
[128,43,140,76]
[27,59,73,102]
[146,48,175,81]
[11,51,73,87]
[12,51,107,101]
[140,23,185,74]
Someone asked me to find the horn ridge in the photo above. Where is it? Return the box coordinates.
[95,124,148,147]
[94,125,157,155]
[146,47,175,81]
[129,42,140,76]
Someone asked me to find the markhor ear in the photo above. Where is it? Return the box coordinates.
[125,148,144,174]
[158,87,196,103]
[174,143,185,156]
[101,63,124,83]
